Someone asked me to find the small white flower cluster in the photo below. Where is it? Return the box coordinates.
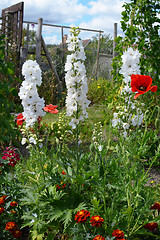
[21,126,43,148]
[65,27,91,129]
[120,47,141,86]
[92,122,103,151]
[112,47,144,137]
[19,60,46,128]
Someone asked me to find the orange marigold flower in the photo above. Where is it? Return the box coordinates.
[2,195,7,200]
[0,197,5,205]
[150,202,160,211]
[61,170,66,175]
[12,229,22,238]
[90,215,104,228]
[75,209,90,223]
[112,229,124,239]
[131,74,157,99]
[44,104,59,114]
[5,222,17,231]
[93,235,105,240]
[143,222,158,231]
[10,201,18,207]
[10,210,17,214]
[0,207,5,214]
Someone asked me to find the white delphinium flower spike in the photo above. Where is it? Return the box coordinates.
[112,47,144,137]
[65,27,90,129]
[19,60,46,128]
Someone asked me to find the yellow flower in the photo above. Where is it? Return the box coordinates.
[98,86,101,89]
[151,181,154,184]
[44,164,48,169]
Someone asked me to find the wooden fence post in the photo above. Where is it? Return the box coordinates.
[113,23,118,58]
[25,23,29,55]
[36,17,43,64]
[41,36,62,97]
[95,31,101,80]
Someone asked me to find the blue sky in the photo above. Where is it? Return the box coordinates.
[0,0,130,44]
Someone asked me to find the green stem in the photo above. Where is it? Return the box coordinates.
[38,150,46,182]
[138,105,158,154]
[76,108,79,175]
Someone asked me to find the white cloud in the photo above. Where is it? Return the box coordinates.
[0,0,130,43]
[88,0,125,17]
[44,35,61,45]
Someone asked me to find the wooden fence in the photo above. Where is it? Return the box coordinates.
[0,1,118,87]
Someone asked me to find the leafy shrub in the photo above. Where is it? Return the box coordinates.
[87,77,113,104]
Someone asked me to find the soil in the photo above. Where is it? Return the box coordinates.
[145,166,160,186]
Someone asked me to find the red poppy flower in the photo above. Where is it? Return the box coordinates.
[150,202,160,211]
[143,222,158,231]
[90,215,104,228]
[0,207,5,214]
[131,74,157,99]
[16,113,25,126]
[10,201,18,207]
[75,209,90,223]
[5,222,17,231]
[112,229,124,239]
[44,104,59,114]
[93,235,105,240]
[12,229,22,238]
[61,171,66,175]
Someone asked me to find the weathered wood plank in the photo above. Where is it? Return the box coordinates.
[41,36,62,96]
[36,18,43,64]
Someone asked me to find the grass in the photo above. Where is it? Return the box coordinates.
[42,104,109,125]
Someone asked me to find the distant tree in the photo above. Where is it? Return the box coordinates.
[85,34,113,77]
[22,26,37,46]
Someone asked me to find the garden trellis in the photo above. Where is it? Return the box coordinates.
[0,2,24,78]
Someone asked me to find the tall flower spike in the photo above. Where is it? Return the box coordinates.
[65,27,90,129]
[19,60,46,128]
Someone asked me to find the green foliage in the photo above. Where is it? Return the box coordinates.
[87,77,113,104]
[0,154,24,240]
[112,0,160,91]
[0,34,21,144]
[22,26,37,46]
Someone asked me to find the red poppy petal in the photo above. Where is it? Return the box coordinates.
[139,75,152,88]
[150,85,158,93]
[134,92,143,99]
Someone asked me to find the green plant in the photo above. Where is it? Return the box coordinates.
[88,77,113,105]
[0,148,24,239]
[111,0,160,90]
[0,34,21,145]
